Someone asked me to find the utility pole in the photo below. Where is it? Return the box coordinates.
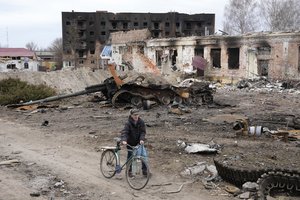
[6,27,9,47]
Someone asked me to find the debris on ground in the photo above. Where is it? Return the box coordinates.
[177,140,221,154]
[0,159,20,165]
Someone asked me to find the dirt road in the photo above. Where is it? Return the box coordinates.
[0,107,230,200]
[0,88,299,200]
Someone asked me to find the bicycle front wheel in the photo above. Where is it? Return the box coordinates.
[100,149,117,178]
[126,157,150,190]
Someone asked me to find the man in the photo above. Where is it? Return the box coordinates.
[121,109,147,176]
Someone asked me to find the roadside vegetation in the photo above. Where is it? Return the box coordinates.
[0,78,56,105]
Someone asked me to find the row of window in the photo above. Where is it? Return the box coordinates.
[66,20,210,30]
[7,63,29,69]
[210,48,240,69]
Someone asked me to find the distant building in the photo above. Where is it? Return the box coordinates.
[61,11,215,69]
[0,48,39,72]
[35,51,58,71]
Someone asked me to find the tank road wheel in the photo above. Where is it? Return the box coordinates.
[159,95,171,105]
[173,96,183,105]
[111,90,131,107]
[131,96,143,107]
[202,94,213,104]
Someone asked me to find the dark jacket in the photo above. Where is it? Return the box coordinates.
[121,116,146,146]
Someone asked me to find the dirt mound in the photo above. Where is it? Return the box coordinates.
[0,68,110,94]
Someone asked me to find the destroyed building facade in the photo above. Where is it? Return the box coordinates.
[110,31,300,82]
[61,11,215,69]
[0,48,39,72]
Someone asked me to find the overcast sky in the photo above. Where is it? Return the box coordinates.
[0,0,229,49]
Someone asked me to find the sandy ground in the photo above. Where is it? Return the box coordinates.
[0,70,299,200]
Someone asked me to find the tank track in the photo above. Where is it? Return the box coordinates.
[214,159,300,199]
[257,170,300,199]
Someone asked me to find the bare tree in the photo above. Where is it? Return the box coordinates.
[223,0,259,35]
[260,0,300,31]
[25,41,39,51]
[48,38,63,70]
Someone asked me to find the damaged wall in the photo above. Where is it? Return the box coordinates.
[146,37,197,76]
[110,31,300,82]
[201,32,300,82]
[145,32,300,82]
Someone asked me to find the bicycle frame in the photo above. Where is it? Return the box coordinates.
[100,140,150,190]
[114,143,141,173]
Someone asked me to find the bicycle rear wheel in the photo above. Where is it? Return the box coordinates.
[126,157,150,190]
[100,149,117,178]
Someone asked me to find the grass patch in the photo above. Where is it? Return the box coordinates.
[0,78,56,105]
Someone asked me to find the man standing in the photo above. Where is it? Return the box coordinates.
[121,109,147,176]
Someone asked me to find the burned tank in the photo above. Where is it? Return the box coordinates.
[7,65,214,109]
[92,68,214,108]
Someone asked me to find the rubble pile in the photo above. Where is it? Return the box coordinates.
[235,77,300,93]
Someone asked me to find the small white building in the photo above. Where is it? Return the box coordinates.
[0,48,39,72]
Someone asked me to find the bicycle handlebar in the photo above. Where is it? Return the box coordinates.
[114,137,144,149]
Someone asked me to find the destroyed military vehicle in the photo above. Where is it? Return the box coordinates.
[85,65,214,108]
[8,64,214,109]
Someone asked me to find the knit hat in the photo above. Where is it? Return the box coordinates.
[130,109,140,115]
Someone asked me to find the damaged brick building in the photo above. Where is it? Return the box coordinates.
[110,31,300,82]
[61,11,215,69]
[61,11,300,82]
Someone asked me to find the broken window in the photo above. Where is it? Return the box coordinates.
[24,63,29,69]
[66,21,70,25]
[12,57,20,60]
[79,31,85,37]
[134,22,138,26]
[90,31,94,35]
[101,21,106,26]
[155,50,163,67]
[91,60,95,64]
[165,32,169,36]
[186,22,191,29]
[165,22,170,27]
[79,60,84,64]
[153,32,159,38]
[101,31,106,35]
[211,48,221,68]
[154,22,159,29]
[258,60,269,76]
[170,49,177,67]
[90,49,95,54]
[143,22,148,27]
[228,48,239,69]
[7,64,16,69]
[176,22,180,28]
[123,22,128,29]
[78,50,85,58]
[194,47,204,56]
[112,22,117,29]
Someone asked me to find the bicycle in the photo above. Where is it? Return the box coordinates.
[100,137,150,190]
